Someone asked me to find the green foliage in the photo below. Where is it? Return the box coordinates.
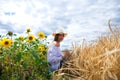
[0,29,51,80]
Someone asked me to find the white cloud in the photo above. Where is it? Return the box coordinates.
[0,0,120,50]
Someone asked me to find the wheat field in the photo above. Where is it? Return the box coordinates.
[52,20,120,80]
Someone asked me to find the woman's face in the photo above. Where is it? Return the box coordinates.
[58,34,64,42]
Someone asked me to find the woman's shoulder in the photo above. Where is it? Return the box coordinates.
[53,41,60,47]
[48,44,59,52]
[48,42,56,49]
[49,41,60,47]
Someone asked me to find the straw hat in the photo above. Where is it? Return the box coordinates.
[52,29,67,37]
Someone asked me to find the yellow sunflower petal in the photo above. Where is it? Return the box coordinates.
[38,32,45,39]
[27,34,35,42]
[1,38,12,48]
[38,46,45,51]
[19,35,24,41]
[39,53,45,59]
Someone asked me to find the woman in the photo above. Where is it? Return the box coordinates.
[47,29,69,72]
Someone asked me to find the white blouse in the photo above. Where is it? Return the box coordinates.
[47,44,62,71]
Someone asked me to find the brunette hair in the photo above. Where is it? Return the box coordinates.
[54,34,64,41]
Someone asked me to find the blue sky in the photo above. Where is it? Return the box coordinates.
[0,0,120,50]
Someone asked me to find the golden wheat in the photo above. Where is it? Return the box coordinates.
[52,20,120,80]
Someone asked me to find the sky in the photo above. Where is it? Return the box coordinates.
[0,0,120,50]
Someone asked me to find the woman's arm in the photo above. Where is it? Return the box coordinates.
[47,46,62,63]
[62,49,70,60]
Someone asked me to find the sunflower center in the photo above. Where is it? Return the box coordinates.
[5,41,9,45]
[29,36,33,40]
[40,34,43,37]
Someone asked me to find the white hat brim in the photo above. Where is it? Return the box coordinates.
[52,33,67,37]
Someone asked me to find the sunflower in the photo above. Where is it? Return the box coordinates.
[38,32,45,39]
[7,31,13,36]
[38,46,45,51]
[19,35,24,41]
[39,53,45,59]
[39,44,45,47]
[27,34,35,42]
[1,38,12,48]
[26,27,31,33]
